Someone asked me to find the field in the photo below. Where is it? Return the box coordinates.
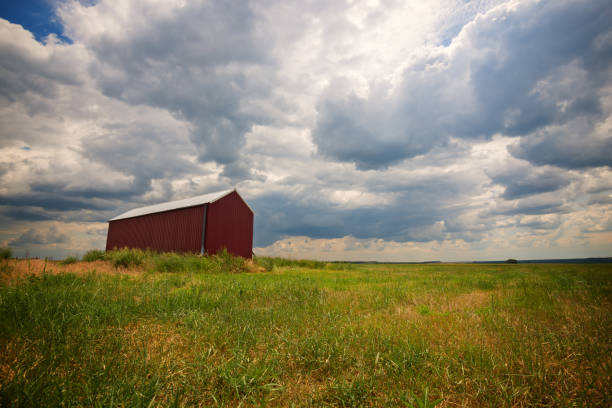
[0,254,611,407]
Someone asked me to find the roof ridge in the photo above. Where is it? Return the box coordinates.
[109,188,235,221]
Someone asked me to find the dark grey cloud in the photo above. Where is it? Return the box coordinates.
[0,179,151,223]
[69,1,275,179]
[313,92,433,169]
[8,226,69,247]
[78,121,198,200]
[30,180,141,200]
[588,194,612,206]
[313,0,612,170]
[508,119,612,169]
[488,166,572,200]
[485,196,570,217]
[252,173,475,246]
[0,192,110,212]
[1,206,55,221]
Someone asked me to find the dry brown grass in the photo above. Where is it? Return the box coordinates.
[443,290,492,312]
[0,259,142,285]
[0,340,20,385]
[120,321,194,365]
[245,259,266,274]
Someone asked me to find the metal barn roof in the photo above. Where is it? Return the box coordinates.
[109,189,243,221]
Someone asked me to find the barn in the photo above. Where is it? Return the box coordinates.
[105,189,253,258]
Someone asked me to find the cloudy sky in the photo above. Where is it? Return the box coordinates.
[1,0,611,261]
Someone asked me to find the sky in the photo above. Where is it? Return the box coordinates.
[0,0,611,261]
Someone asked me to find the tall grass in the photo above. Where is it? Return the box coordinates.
[60,256,78,265]
[79,248,251,274]
[0,261,610,406]
[254,256,326,271]
[81,249,105,262]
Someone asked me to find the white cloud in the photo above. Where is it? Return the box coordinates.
[0,0,610,260]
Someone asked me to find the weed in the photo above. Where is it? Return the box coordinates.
[211,248,247,274]
[82,249,105,262]
[416,304,431,315]
[155,253,187,273]
[105,248,147,268]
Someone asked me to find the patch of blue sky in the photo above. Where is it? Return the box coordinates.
[440,23,463,47]
[0,0,72,43]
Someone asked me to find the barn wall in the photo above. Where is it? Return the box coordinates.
[205,191,253,258]
[106,205,204,253]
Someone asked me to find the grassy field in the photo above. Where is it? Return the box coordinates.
[0,253,610,407]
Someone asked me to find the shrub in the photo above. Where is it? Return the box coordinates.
[82,249,105,262]
[211,249,247,274]
[505,259,518,264]
[155,253,188,273]
[61,256,79,265]
[106,248,147,268]
[0,247,12,260]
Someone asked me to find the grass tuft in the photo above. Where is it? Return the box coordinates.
[82,249,105,262]
[105,247,147,268]
[60,255,79,265]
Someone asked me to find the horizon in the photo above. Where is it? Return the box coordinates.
[1,0,611,262]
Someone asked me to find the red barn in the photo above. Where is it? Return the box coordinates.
[106,189,253,258]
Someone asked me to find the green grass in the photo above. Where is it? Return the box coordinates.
[60,256,79,265]
[254,256,327,271]
[82,249,105,262]
[0,260,610,406]
[83,248,251,273]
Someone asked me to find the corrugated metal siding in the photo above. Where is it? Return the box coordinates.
[106,205,204,253]
[205,191,253,258]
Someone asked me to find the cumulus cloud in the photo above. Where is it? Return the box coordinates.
[0,0,610,260]
[487,163,573,200]
[58,0,275,178]
[8,225,69,246]
[0,17,207,222]
[251,164,485,246]
[509,116,612,169]
[312,0,612,170]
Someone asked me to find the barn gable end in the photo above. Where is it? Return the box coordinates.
[205,191,254,259]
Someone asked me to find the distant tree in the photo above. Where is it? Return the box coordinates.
[505,259,518,264]
[0,247,12,260]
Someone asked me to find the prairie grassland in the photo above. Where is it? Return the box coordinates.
[0,257,610,407]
